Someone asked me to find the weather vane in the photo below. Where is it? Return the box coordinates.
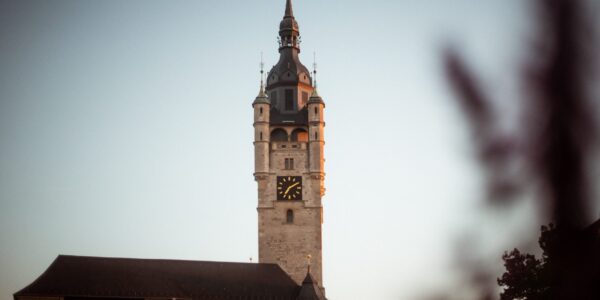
[312,52,318,88]
[260,52,265,78]
[260,52,265,90]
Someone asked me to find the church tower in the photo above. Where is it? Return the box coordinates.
[253,0,326,290]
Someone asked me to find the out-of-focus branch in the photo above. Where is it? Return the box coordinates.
[444,0,599,298]
[445,51,521,202]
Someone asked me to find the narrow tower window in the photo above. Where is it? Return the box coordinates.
[259,107,263,115]
[285,89,294,110]
[270,91,278,106]
[315,132,318,140]
[286,210,294,223]
[284,158,294,170]
[314,107,318,115]
[260,132,263,141]
[302,92,308,106]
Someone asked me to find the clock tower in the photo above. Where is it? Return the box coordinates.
[252,0,326,290]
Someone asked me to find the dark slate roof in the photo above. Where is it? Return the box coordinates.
[267,49,312,90]
[270,106,308,125]
[253,86,270,106]
[307,89,324,106]
[296,272,326,300]
[14,255,301,300]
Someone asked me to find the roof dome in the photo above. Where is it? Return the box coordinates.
[266,50,312,89]
[279,17,299,33]
[267,0,312,89]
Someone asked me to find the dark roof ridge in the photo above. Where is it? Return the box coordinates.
[54,254,279,267]
[15,255,301,300]
[14,255,62,298]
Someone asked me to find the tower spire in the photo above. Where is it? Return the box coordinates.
[259,52,265,95]
[253,52,268,103]
[312,52,318,89]
[311,52,320,97]
[278,0,300,50]
[285,0,294,18]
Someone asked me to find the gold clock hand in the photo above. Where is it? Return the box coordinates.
[284,182,300,196]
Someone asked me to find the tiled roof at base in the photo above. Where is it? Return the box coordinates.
[14,255,301,300]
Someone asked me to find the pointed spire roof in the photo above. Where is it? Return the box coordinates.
[253,83,270,105]
[308,76,325,106]
[253,59,270,106]
[296,270,326,300]
[310,68,321,98]
[285,0,294,18]
[308,53,322,104]
[278,0,300,50]
[268,0,311,91]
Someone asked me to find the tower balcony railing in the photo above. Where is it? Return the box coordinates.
[271,141,307,150]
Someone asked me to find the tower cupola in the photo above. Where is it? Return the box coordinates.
[279,0,300,50]
[266,0,313,115]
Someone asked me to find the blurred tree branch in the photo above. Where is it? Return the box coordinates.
[444,0,599,298]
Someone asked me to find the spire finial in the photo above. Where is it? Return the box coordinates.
[306,254,312,273]
[312,52,318,89]
[257,52,266,97]
[285,0,294,18]
[311,52,320,98]
[260,52,265,89]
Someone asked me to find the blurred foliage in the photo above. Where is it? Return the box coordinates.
[497,224,557,300]
[444,0,599,298]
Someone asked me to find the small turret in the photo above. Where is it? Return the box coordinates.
[307,70,325,197]
[253,61,270,180]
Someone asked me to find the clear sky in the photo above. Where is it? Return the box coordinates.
[0,0,574,299]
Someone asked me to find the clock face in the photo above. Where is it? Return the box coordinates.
[277,176,302,200]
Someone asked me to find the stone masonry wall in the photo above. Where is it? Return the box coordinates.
[257,139,324,286]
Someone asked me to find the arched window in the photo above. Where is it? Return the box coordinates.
[314,107,318,115]
[259,107,263,115]
[260,132,263,141]
[270,128,288,142]
[291,128,308,142]
[286,210,294,224]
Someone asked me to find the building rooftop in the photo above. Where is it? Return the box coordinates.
[15,255,307,300]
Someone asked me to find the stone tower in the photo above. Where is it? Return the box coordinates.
[252,0,326,290]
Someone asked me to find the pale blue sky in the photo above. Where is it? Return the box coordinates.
[0,0,560,299]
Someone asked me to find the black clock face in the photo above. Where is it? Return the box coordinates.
[277,176,302,200]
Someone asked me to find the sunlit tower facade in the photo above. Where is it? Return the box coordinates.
[252,0,326,291]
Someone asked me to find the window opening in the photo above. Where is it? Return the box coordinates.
[291,129,308,142]
[270,128,287,142]
[286,210,294,223]
[284,158,294,170]
[285,89,294,111]
[270,91,278,107]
